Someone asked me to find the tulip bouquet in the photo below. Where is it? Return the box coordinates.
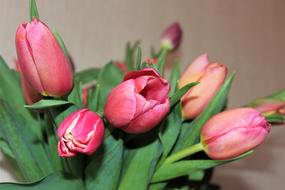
[0,1,284,190]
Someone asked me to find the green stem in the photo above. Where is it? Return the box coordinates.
[163,142,204,165]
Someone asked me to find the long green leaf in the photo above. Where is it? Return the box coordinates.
[0,56,41,138]
[97,62,124,111]
[173,73,235,152]
[170,82,199,107]
[0,173,84,190]
[85,134,123,190]
[118,140,162,190]
[169,62,181,96]
[0,101,53,181]
[25,99,71,109]
[152,151,252,182]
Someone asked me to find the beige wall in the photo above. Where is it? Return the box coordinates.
[1,0,285,189]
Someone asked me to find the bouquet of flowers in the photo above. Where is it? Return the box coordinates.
[0,1,284,189]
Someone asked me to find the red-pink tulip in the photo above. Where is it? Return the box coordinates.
[104,68,170,134]
[57,109,104,157]
[201,108,270,160]
[15,19,73,97]
[179,54,228,119]
[15,59,42,105]
[161,22,182,51]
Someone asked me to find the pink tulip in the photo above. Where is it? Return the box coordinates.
[179,54,227,119]
[57,109,104,157]
[15,19,73,97]
[201,108,270,160]
[104,68,170,134]
[161,22,182,51]
[15,59,42,105]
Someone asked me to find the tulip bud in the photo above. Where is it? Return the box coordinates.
[15,59,42,105]
[249,98,285,116]
[161,22,182,51]
[113,61,128,73]
[57,109,104,157]
[104,68,170,134]
[201,108,270,160]
[15,19,73,97]
[179,54,228,119]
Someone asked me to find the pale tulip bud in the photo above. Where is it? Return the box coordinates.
[179,54,227,119]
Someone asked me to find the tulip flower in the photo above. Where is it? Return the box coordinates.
[201,108,270,160]
[179,54,227,119]
[57,109,104,157]
[104,68,170,134]
[161,22,182,51]
[15,19,73,97]
[15,59,42,105]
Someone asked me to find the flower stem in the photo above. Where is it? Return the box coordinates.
[163,142,204,165]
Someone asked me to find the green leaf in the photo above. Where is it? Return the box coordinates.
[169,62,181,96]
[75,68,100,84]
[118,140,162,190]
[136,47,142,70]
[159,104,182,164]
[0,101,53,181]
[173,73,235,152]
[0,56,41,139]
[88,84,100,112]
[85,134,123,190]
[29,0,39,21]
[97,62,124,111]
[68,80,83,107]
[157,48,168,75]
[0,139,15,159]
[170,82,199,107]
[265,114,285,124]
[55,105,79,125]
[152,151,252,182]
[0,173,84,190]
[25,99,71,109]
[125,41,140,71]
[52,29,74,68]
[267,89,285,100]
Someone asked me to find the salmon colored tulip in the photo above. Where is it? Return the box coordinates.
[201,108,270,160]
[161,22,182,51]
[57,109,104,157]
[179,54,227,119]
[15,19,73,97]
[104,68,170,134]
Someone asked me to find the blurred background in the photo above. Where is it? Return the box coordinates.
[0,0,284,189]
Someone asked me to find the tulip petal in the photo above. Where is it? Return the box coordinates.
[124,68,161,81]
[104,80,137,128]
[179,54,209,88]
[26,20,73,97]
[123,99,170,133]
[205,125,269,160]
[16,23,45,94]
